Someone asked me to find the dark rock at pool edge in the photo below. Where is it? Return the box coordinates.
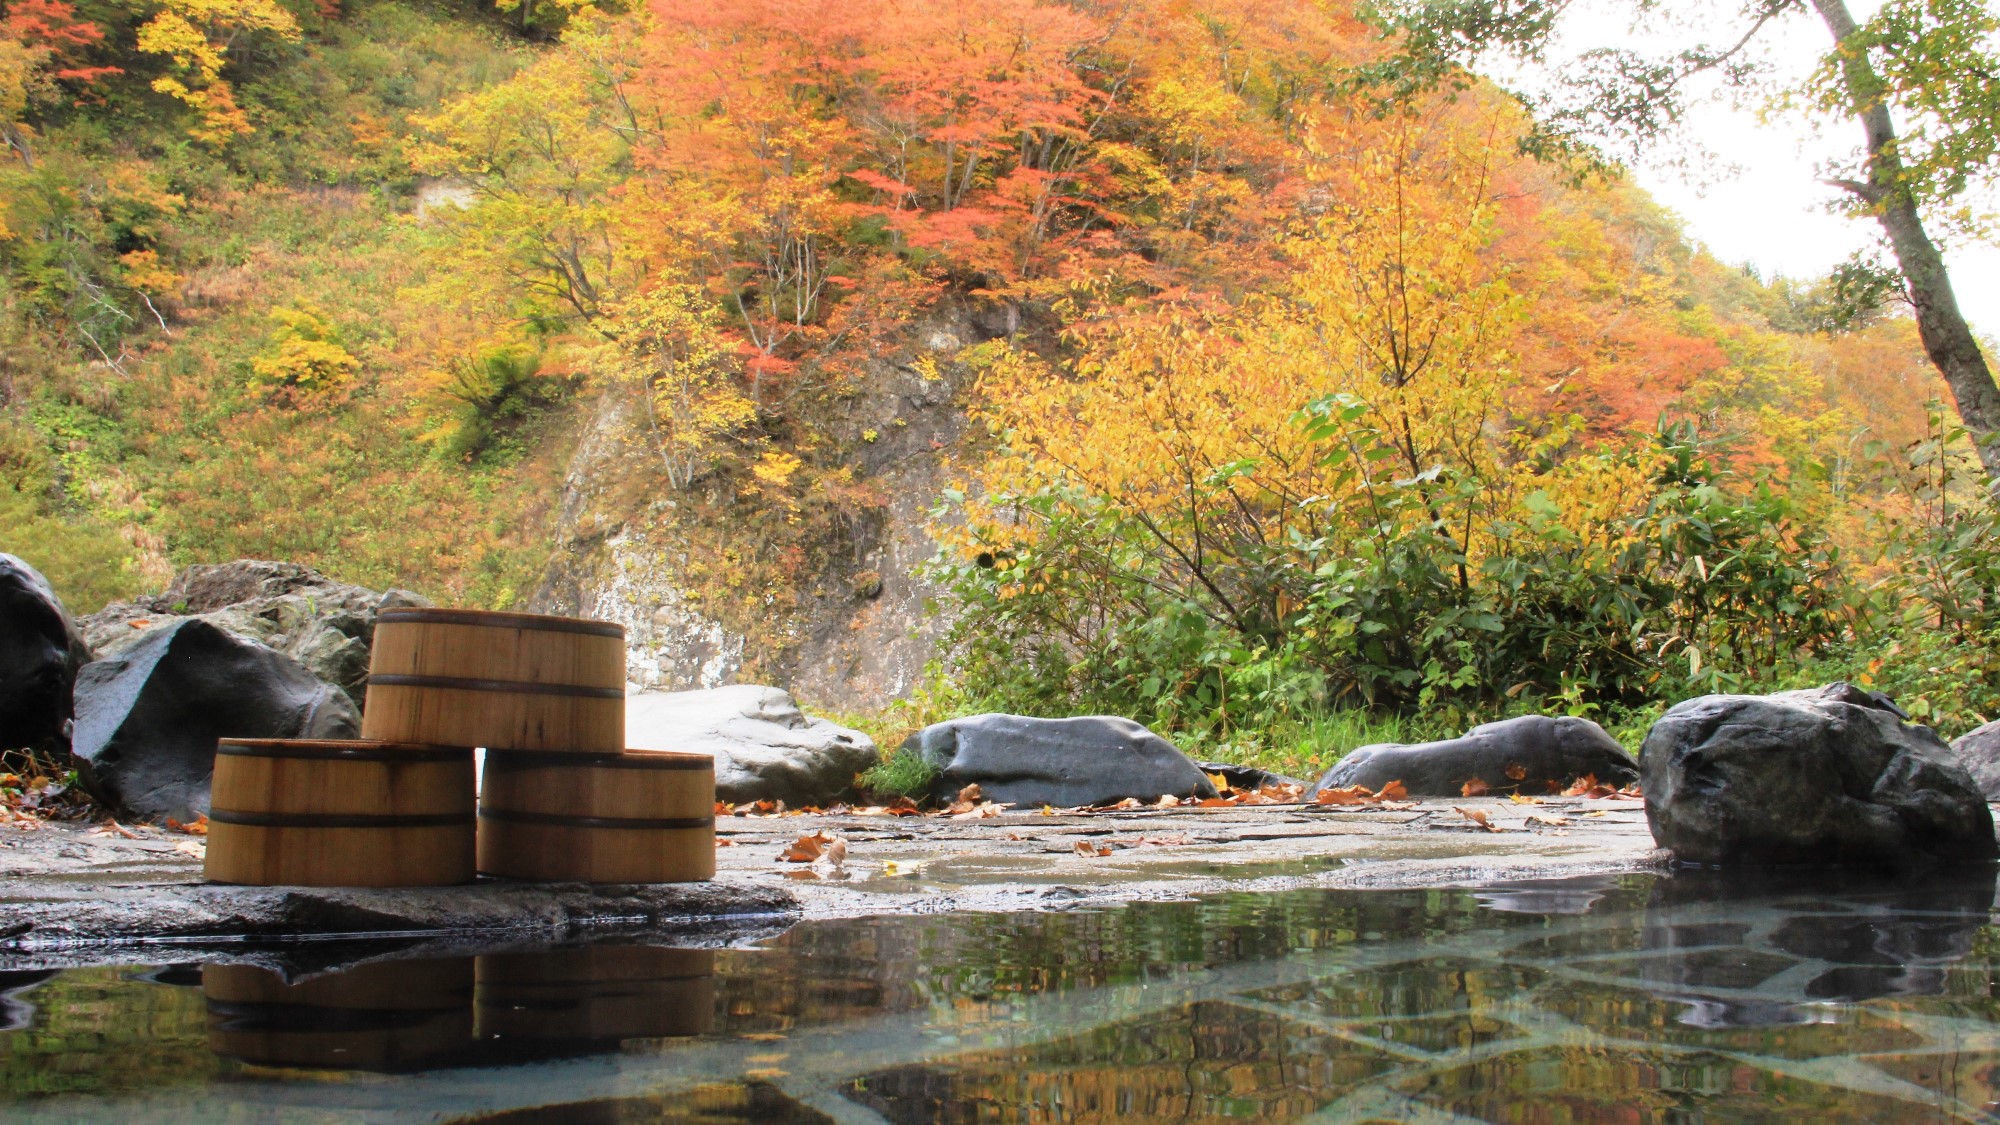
[70,619,358,820]
[1642,682,1996,867]
[1308,715,1637,798]
[908,714,1218,809]
[80,558,430,712]
[0,553,92,751]
[1947,718,2000,800]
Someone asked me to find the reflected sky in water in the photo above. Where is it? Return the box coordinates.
[4,869,2000,1123]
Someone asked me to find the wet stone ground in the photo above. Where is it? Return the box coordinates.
[6,800,2000,1122]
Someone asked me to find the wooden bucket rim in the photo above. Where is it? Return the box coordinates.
[479,809,715,831]
[210,810,476,829]
[376,608,625,639]
[484,749,713,771]
[218,740,471,762]
[365,674,625,700]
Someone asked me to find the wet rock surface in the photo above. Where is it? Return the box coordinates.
[70,619,359,820]
[1950,717,2000,800]
[909,713,1219,809]
[1310,715,1638,798]
[0,788,1670,963]
[81,559,429,708]
[1642,682,1998,867]
[0,554,90,751]
[626,684,877,805]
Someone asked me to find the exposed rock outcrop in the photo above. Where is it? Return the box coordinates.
[0,554,91,750]
[906,714,1218,809]
[81,559,429,709]
[1309,715,1638,798]
[626,685,878,806]
[70,619,358,820]
[1641,683,1996,868]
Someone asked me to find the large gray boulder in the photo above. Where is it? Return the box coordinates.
[81,560,429,710]
[71,619,359,821]
[0,554,91,750]
[1642,683,1997,868]
[905,714,1218,809]
[1308,715,1637,798]
[1948,718,2000,800]
[626,685,877,806]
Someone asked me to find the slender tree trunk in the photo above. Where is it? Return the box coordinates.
[1812,0,2000,479]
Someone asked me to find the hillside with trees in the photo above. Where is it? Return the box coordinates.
[2,0,1995,765]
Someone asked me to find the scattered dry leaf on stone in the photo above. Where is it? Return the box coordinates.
[1111,797,1143,809]
[166,815,209,836]
[951,801,1008,820]
[780,831,836,863]
[1453,806,1506,832]
[1073,840,1114,857]
[1316,781,1414,807]
[1526,813,1572,828]
[1157,794,1181,808]
[1461,778,1492,797]
[89,821,140,839]
[1508,794,1539,805]
[1505,764,1527,781]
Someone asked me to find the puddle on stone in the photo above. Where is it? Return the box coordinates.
[5,870,2000,1122]
[824,849,1353,890]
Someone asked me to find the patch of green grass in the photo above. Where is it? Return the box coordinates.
[1190,709,1460,783]
[857,746,941,801]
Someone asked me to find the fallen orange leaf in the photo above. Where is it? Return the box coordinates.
[780,831,834,863]
[1073,840,1113,857]
[1504,764,1527,782]
[1453,806,1505,832]
[1461,778,1492,797]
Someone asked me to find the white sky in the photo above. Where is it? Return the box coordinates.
[1492,2,2000,338]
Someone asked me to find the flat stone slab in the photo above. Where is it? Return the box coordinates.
[0,794,1683,961]
[0,821,796,961]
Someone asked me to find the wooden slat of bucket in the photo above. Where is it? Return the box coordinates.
[205,958,474,1073]
[477,750,715,883]
[475,947,715,1043]
[204,740,475,887]
[360,608,627,752]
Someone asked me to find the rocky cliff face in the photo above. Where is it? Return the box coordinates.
[530,309,991,710]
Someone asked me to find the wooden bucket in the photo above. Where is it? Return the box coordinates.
[361,608,627,752]
[477,750,715,883]
[475,946,715,1047]
[205,740,475,887]
[205,958,474,1072]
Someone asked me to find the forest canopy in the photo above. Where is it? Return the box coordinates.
[1,0,1995,759]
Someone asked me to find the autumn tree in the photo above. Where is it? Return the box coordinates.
[1362,0,2000,478]
[135,0,301,144]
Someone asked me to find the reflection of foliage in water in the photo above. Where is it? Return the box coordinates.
[9,874,2000,1122]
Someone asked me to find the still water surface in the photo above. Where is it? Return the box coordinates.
[5,871,2000,1123]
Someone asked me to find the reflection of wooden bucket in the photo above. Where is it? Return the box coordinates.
[361,608,626,752]
[477,750,715,883]
[205,740,475,887]
[204,958,473,1072]
[475,947,715,1044]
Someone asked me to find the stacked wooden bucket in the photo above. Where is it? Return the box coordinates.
[204,608,715,887]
